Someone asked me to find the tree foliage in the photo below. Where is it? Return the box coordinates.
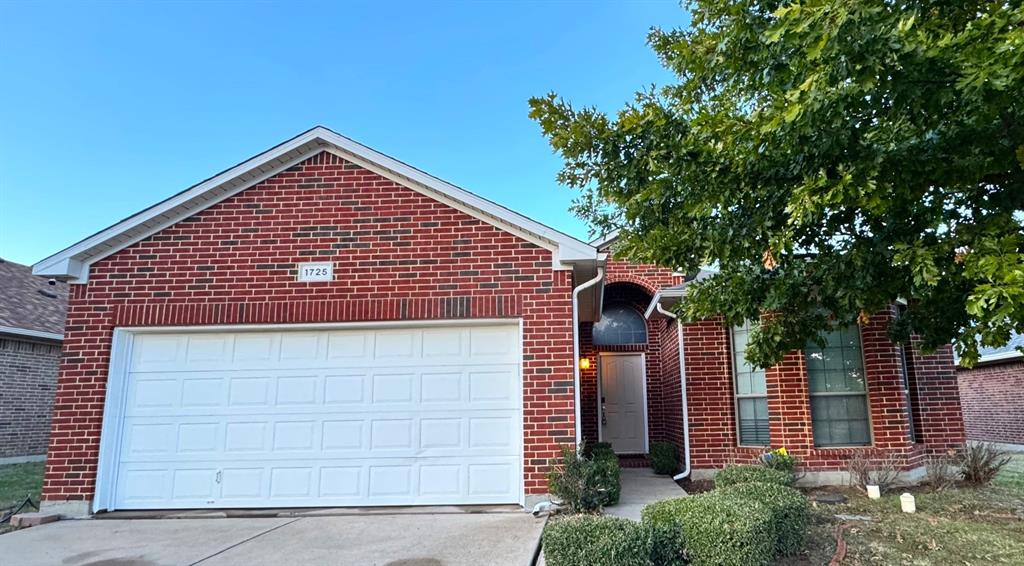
[530,0,1024,367]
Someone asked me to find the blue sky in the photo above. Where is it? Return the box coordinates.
[0,1,686,266]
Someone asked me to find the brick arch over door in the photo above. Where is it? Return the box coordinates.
[580,280,671,450]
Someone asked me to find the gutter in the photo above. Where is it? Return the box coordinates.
[571,267,605,447]
[654,303,692,480]
[0,325,64,342]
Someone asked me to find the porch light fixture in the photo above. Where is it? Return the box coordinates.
[578,357,592,370]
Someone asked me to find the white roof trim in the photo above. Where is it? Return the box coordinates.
[34,126,598,282]
[590,229,621,251]
[975,349,1024,365]
[644,288,686,319]
[0,325,63,342]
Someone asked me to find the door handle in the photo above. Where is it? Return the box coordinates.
[601,405,607,425]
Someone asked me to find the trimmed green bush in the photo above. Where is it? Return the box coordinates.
[594,452,622,505]
[543,515,654,566]
[586,442,615,460]
[719,481,809,556]
[642,492,775,566]
[714,464,793,488]
[650,442,678,475]
[547,443,622,511]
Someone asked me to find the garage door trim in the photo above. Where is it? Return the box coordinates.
[94,319,525,513]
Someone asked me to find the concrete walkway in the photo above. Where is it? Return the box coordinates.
[0,512,545,566]
[604,468,687,521]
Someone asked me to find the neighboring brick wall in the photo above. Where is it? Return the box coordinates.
[957,361,1024,445]
[0,337,59,458]
[679,309,964,474]
[43,150,576,503]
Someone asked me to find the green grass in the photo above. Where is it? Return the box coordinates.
[0,462,44,511]
[993,453,1024,491]
[787,454,1024,565]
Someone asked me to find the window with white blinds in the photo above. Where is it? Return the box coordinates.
[732,322,770,446]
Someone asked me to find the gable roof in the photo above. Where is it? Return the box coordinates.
[0,257,68,340]
[33,126,599,283]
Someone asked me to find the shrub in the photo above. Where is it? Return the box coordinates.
[718,482,809,557]
[593,451,622,505]
[924,451,958,490]
[846,454,901,493]
[650,442,678,475]
[586,441,615,459]
[759,447,799,475]
[714,465,793,489]
[547,443,621,512]
[543,515,654,566]
[958,442,1012,485]
[642,493,775,566]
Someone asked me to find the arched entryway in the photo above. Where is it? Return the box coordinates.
[579,282,664,455]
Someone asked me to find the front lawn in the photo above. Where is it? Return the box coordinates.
[792,454,1024,565]
[0,461,44,511]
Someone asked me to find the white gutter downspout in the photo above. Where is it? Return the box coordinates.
[572,267,605,447]
[655,302,692,480]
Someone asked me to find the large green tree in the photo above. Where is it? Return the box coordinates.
[531,0,1023,368]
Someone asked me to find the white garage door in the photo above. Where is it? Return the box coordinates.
[107,323,522,510]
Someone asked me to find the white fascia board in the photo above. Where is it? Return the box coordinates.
[0,325,64,341]
[314,129,596,264]
[589,229,620,251]
[644,289,686,319]
[33,126,598,282]
[33,130,326,281]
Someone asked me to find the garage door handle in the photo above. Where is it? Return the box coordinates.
[215,470,222,484]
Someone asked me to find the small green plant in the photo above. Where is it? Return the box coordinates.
[718,482,809,557]
[958,442,1012,485]
[642,493,775,565]
[759,446,798,475]
[650,442,678,475]
[546,443,621,512]
[543,515,655,566]
[714,464,793,489]
[585,441,615,459]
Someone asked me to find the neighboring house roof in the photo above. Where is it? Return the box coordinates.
[0,257,68,341]
[33,126,600,283]
[970,332,1024,366]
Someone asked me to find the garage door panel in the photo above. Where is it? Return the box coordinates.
[126,367,519,418]
[115,456,519,508]
[111,324,522,509]
[120,410,518,462]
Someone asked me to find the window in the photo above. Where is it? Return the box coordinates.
[805,326,871,447]
[732,322,770,446]
[898,343,916,443]
[593,305,647,346]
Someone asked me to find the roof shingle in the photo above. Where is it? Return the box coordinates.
[0,257,69,337]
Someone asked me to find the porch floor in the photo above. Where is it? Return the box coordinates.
[605,468,687,521]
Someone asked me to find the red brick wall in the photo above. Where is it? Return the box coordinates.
[43,151,576,503]
[0,337,59,458]
[578,260,682,450]
[957,361,1024,445]
[678,309,964,474]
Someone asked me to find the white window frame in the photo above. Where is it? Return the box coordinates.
[731,322,770,448]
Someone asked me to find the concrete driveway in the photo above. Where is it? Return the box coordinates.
[0,512,544,566]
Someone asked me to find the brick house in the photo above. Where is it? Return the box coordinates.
[957,333,1024,446]
[0,258,68,463]
[33,127,965,516]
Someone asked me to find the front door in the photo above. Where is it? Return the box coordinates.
[599,353,647,454]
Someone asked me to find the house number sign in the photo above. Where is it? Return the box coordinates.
[297,262,334,282]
